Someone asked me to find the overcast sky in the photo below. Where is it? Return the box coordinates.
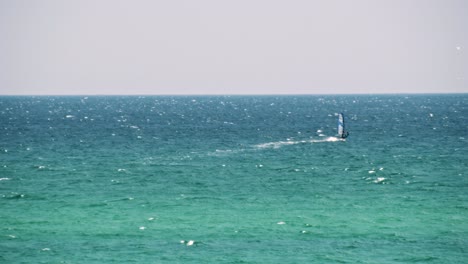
[0,0,467,95]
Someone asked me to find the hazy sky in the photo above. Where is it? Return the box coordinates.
[1,0,467,95]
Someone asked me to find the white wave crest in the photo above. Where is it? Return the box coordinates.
[255,137,344,149]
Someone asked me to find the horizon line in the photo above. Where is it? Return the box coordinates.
[1,92,467,97]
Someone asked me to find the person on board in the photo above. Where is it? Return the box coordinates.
[342,131,349,139]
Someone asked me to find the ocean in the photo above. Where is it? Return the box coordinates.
[1,95,467,263]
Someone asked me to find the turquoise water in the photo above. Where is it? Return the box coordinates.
[1,95,467,263]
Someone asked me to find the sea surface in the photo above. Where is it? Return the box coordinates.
[1,95,467,263]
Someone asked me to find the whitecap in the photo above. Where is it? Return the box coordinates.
[277,221,286,225]
[65,115,74,118]
[216,149,232,153]
[323,137,341,142]
[139,226,146,230]
[0,178,10,181]
[309,137,343,143]
[374,177,385,183]
[186,240,195,246]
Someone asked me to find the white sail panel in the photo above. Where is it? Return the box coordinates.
[338,113,345,137]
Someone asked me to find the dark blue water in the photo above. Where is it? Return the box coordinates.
[1,95,467,263]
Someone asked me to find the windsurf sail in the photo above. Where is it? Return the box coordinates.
[338,113,349,139]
